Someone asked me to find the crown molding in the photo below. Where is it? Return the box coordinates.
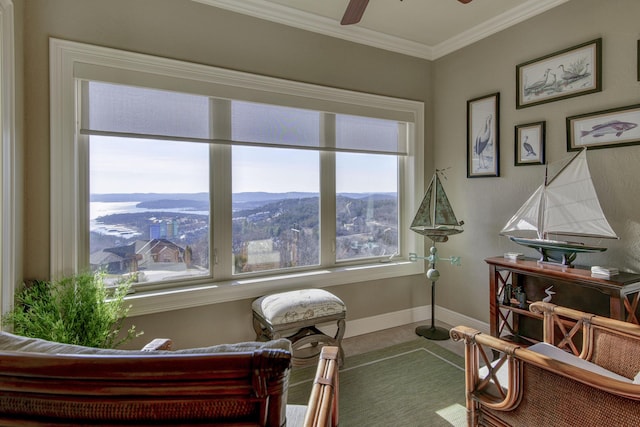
[433,0,570,59]
[193,0,569,60]
[192,0,433,59]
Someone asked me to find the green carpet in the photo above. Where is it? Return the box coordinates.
[288,338,468,427]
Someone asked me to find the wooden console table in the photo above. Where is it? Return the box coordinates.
[486,256,640,344]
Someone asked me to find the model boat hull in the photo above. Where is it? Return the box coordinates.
[508,236,607,266]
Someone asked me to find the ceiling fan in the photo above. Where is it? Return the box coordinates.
[341,0,473,26]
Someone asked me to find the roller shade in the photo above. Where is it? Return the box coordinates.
[80,81,408,155]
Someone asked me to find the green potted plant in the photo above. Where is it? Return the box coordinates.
[3,271,141,348]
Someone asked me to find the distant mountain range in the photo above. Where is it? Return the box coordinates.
[91,192,397,205]
[91,193,210,203]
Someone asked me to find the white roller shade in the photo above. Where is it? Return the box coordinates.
[81,81,407,155]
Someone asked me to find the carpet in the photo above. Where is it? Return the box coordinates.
[288,338,468,427]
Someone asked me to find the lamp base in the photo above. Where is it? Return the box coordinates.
[415,325,450,341]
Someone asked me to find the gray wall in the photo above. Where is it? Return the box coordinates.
[432,0,640,323]
[20,0,431,348]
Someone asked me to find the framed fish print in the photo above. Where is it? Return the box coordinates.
[467,92,500,178]
[515,121,545,166]
[516,38,602,109]
[567,103,640,151]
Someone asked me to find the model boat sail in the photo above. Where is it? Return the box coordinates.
[501,149,618,266]
[410,171,464,242]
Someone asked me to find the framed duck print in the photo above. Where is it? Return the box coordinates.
[516,38,601,109]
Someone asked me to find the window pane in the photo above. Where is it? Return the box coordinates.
[232,146,319,274]
[336,153,398,261]
[89,136,210,284]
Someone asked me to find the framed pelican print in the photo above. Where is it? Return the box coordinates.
[516,38,602,109]
[467,92,500,178]
[515,121,545,166]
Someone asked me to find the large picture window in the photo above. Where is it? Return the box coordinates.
[51,39,424,314]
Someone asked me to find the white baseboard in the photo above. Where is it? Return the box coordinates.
[435,305,490,335]
[319,305,490,339]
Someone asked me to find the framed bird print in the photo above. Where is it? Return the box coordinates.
[467,92,499,178]
[516,38,602,109]
[515,121,545,166]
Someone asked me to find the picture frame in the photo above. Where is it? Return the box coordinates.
[516,38,602,109]
[566,103,640,151]
[515,121,545,166]
[467,92,499,178]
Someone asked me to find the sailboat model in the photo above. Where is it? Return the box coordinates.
[410,171,464,242]
[501,149,618,266]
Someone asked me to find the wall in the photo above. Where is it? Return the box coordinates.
[22,0,639,348]
[21,0,432,348]
[433,0,640,322]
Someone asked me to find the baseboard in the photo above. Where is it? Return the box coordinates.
[319,305,490,339]
[434,305,490,335]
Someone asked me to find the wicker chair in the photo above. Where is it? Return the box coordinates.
[451,302,640,427]
[0,332,339,426]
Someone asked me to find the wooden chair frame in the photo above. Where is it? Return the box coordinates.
[303,346,340,427]
[0,335,339,426]
[451,302,640,427]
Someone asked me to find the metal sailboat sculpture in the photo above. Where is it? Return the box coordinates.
[501,149,618,266]
[410,170,464,242]
[410,169,463,341]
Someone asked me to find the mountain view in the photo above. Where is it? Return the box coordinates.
[90,192,398,281]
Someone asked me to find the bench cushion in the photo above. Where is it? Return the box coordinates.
[252,289,345,326]
[0,331,291,355]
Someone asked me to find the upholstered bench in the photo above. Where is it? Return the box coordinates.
[252,289,346,366]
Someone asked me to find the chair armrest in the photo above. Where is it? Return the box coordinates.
[450,326,640,406]
[303,346,340,427]
[140,338,173,351]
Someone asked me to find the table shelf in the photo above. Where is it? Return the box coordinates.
[487,256,640,346]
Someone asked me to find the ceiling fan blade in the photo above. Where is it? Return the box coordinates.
[458,0,473,3]
[341,0,370,25]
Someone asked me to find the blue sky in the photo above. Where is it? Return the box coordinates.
[90,136,398,194]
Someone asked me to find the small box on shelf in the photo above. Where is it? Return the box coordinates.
[591,266,619,278]
[504,252,524,261]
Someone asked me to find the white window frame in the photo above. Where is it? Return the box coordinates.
[50,38,425,316]
[0,0,16,320]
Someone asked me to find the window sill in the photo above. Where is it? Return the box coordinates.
[126,260,423,316]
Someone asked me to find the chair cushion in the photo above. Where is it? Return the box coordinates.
[480,342,632,390]
[286,404,308,426]
[527,342,632,383]
[0,331,291,355]
[252,289,346,326]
